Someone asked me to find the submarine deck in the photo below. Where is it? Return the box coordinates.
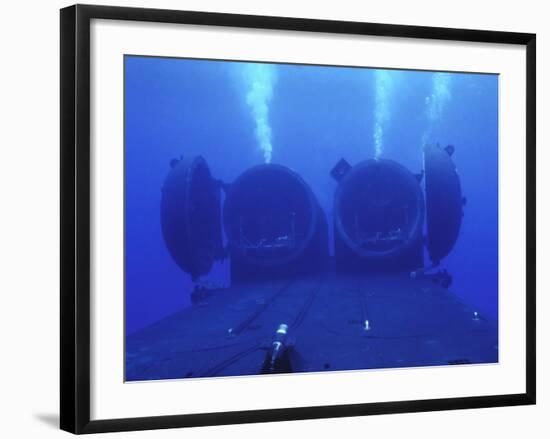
[126,272,498,381]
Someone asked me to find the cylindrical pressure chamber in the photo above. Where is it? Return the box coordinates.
[224,164,328,281]
[161,158,328,283]
[162,145,463,281]
[333,159,425,271]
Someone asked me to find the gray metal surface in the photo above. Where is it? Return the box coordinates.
[126,272,497,381]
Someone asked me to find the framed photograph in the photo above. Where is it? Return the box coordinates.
[60,4,536,434]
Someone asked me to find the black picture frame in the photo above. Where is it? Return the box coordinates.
[60,4,536,434]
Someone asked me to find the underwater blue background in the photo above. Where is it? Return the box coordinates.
[125,56,498,335]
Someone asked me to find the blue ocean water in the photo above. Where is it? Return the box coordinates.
[125,55,498,337]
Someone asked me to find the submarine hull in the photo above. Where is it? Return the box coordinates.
[126,267,497,381]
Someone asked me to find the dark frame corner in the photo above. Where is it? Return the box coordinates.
[60,4,536,434]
